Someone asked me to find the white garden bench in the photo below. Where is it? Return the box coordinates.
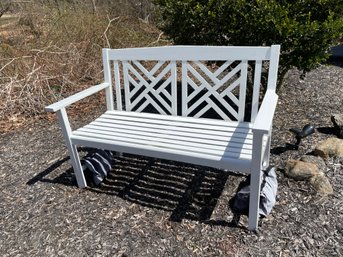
[45,45,280,231]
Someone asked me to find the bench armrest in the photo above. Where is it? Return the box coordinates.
[45,82,110,112]
[252,90,278,134]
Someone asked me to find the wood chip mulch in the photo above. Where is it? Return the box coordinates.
[0,61,342,257]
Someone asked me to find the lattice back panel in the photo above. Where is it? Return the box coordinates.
[104,45,280,121]
[111,59,267,121]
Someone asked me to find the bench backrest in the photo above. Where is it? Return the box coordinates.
[102,45,280,122]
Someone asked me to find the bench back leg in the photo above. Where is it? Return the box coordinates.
[57,109,87,188]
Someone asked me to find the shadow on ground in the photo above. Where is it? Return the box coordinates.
[316,126,337,135]
[329,44,343,67]
[28,152,246,227]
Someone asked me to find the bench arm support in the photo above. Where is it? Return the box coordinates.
[45,82,110,112]
[252,90,278,134]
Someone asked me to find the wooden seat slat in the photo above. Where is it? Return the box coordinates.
[104,110,252,128]
[73,123,255,154]
[83,123,253,148]
[87,122,253,144]
[71,129,254,159]
[96,116,252,139]
[71,134,252,171]
[99,111,252,135]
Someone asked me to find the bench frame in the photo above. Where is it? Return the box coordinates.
[46,45,280,231]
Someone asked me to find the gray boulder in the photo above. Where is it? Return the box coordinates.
[331,114,343,139]
[314,137,343,159]
[300,155,327,173]
[310,174,333,195]
[285,160,323,181]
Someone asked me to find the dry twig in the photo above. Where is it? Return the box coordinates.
[103,15,120,48]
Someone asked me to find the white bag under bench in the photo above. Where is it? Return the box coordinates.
[45,45,280,231]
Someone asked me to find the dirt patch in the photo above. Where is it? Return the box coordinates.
[0,62,343,256]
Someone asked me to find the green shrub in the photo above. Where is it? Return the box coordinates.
[154,0,343,90]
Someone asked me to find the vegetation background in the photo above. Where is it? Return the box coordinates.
[0,0,342,131]
[0,0,165,127]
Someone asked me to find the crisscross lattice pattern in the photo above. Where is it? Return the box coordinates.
[182,60,248,121]
[122,60,177,115]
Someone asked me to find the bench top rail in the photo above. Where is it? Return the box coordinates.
[104,45,276,61]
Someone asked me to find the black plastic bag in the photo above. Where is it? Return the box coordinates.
[232,167,278,217]
[82,149,114,186]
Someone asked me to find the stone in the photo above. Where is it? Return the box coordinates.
[300,155,327,172]
[314,137,343,159]
[310,174,333,195]
[285,160,323,181]
[331,114,343,139]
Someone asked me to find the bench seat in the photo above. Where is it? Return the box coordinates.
[71,110,268,172]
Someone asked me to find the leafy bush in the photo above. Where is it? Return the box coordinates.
[154,0,343,90]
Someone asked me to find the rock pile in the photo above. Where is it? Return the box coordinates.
[285,156,333,195]
[283,115,343,195]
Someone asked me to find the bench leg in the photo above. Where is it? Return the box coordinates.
[56,108,87,188]
[248,167,262,231]
[68,144,87,188]
[248,132,264,231]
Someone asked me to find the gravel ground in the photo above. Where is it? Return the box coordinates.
[0,62,342,257]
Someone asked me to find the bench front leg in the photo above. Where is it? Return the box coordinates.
[56,108,87,188]
[248,131,264,231]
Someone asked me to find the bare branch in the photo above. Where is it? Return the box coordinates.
[90,0,96,14]
[103,16,120,48]
[0,5,10,19]
[148,32,168,46]
[0,56,32,73]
